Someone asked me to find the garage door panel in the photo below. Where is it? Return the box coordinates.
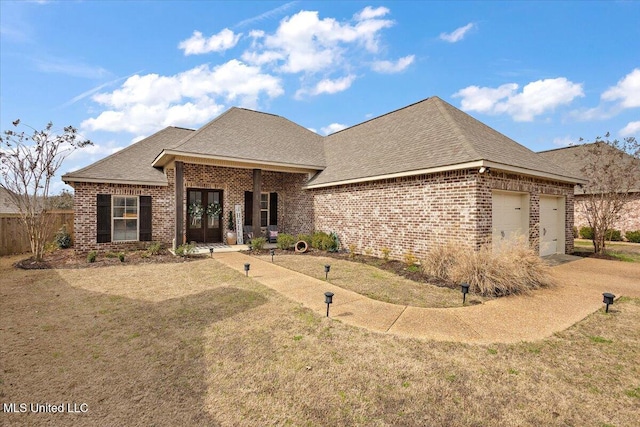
[492,191,529,252]
[539,196,565,256]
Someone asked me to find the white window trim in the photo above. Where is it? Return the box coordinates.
[112,195,140,242]
[260,192,269,228]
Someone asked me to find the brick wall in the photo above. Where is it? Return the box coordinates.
[73,182,174,253]
[575,192,640,236]
[310,169,575,260]
[311,170,481,260]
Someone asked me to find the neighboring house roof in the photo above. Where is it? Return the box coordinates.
[307,96,583,188]
[0,188,20,214]
[538,143,640,194]
[152,107,325,171]
[63,126,195,186]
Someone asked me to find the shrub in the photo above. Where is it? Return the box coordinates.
[296,234,312,246]
[328,232,340,252]
[105,251,118,258]
[348,243,357,259]
[605,229,622,241]
[118,252,125,262]
[572,226,578,238]
[175,243,195,257]
[311,231,334,251]
[276,233,296,250]
[87,251,97,263]
[422,238,555,297]
[147,242,162,255]
[54,225,72,249]
[364,248,373,256]
[579,226,594,239]
[381,247,391,261]
[625,230,640,243]
[250,237,266,251]
[403,250,418,266]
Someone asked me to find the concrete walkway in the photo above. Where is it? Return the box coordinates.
[214,252,640,344]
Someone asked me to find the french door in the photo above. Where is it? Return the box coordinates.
[186,188,223,243]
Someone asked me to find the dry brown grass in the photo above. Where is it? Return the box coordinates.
[422,239,556,296]
[1,255,639,426]
[254,253,486,307]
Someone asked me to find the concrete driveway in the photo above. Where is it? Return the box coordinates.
[214,253,640,344]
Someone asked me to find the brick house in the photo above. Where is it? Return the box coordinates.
[538,143,640,238]
[62,96,584,258]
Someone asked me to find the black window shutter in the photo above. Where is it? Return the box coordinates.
[139,196,152,241]
[269,192,278,226]
[244,191,253,226]
[96,194,111,243]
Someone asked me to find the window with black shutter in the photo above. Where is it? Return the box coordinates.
[244,191,253,226]
[269,192,277,226]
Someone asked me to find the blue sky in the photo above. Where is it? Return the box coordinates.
[1,1,639,194]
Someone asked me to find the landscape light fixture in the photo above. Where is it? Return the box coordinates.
[602,292,615,313]
[461,282,470,305]
[324,264,331,280]
[209,247,214,257]
[479,166,490,174]
[244,263,250,277]
[270,248,275,263]
[324,291,334,317]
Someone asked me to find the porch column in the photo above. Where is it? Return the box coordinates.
[175,161,184,247]
[253,169,262,235]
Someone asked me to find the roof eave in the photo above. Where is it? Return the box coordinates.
[61,176,168,187]
[152,150,325,173]
[304,160,586,189]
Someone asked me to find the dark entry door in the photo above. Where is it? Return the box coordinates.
[186,189,223,243]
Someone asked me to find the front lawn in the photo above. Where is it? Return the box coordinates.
[574,239,640,262]
[1,255,639,426]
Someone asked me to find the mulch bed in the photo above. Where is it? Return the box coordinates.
[14,248,206,270]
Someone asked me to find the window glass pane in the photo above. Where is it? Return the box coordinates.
[113,196,138,241]
[260,193,268,209]
[260,211,268,227]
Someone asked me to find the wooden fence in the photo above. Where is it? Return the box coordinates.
[0,210,74,256]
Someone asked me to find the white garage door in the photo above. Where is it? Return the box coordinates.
[539,195,565,256]
[492,191,529,252]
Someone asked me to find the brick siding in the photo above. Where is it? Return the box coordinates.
[574,192,640,237]
[311,169,575,260]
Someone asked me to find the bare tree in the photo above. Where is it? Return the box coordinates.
[577,133,640,254]
[0,120,91,261]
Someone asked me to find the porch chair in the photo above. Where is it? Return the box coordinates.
[243,225,254,243]
[267,225,279,244]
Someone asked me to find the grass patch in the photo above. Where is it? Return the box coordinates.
[253,254,487,308]
[588,335,613,344]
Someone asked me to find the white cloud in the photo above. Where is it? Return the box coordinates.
[439,23,475,43]
[601,68,640,108]
[355,6,390,21]
[243,8,394,74]
[454,77,584,121]
[372,55,414,73]
[178,28,241,55]
[82,60,283,135]
[321,123,347,135]
[620,120,640,137]
[297,75,356,98]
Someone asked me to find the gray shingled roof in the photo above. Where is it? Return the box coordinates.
[538,143,640,193]
[162,107,325,168]
[62,126,194,185]
[307,96,581,187]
